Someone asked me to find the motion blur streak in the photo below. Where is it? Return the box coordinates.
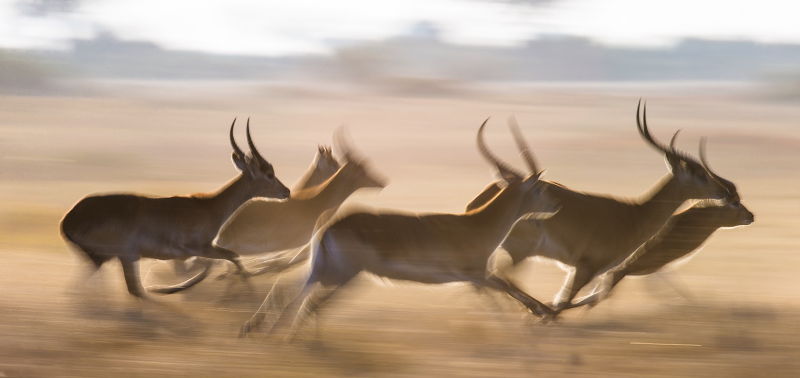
[1,1,799,377]
[1,86,797,376]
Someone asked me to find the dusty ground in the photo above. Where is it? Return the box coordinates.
[0,83,798,377]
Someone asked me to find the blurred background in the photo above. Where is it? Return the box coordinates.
[0,0,798,377]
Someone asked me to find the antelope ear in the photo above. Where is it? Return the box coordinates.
[232,152,248,172]
[497,170,519,184]
[521,173,541,189]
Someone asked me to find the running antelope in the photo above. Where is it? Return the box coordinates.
[60,118,290,298]
[568,187,754,308]
[240,119,561,338]
[218,129,386,255]
[466,102,739,313]
[292,145,341,192]
[168,144,342,277]
[186,129,386,285]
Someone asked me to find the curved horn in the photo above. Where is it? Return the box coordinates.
[229,118,245,158]
[699,137,724,181]
[636,100,671,155]
[698,137,739,197]
[508,115,540,174]
[700,138,739,201]
[669,129,681,152]
[245,118,267,164]
[477,118,522,179]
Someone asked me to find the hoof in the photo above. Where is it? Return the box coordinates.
[239,316,266,337]
[525,302,557,318]
[539,312,561,324]
[239,324,252,338]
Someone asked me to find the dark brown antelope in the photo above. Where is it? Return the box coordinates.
[60,118,290,298]
[466,102,739,314]
[240,119,561,339]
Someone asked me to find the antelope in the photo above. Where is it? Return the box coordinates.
[168,144,343,277]
[190,129,387,283]
[60,118,290,298]
[465,102,739,314]
[292,145,341,192]
[240,119,561,339]
[567,193,754,308]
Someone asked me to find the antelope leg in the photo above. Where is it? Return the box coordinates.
[486,275,555,317]
[552,264,595,312]
[147,259,213,294]
[119,256,145,298]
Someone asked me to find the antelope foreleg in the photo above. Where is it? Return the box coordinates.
[147,259,213,294]
[552,264,596,313]
[119,257,145,298]
[240,276,284,337]
[652,272,696,303]
[203,246,252,277]
[486,275,555,318]
[561,269,627,310]
[223,245,310,280]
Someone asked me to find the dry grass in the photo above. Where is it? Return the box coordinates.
[0,83,798,377]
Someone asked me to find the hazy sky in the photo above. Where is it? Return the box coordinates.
[3,0,800,56]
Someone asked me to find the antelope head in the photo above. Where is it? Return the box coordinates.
[715,199,755,227]
[476,118,560,216]
[636,100,737,202]
[230,118,290,199]
[332,127,388,190]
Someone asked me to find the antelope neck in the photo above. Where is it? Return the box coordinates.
[468,184,527,239]
[635,174,689,239]
[301,169,359,209]
[206,174,260,226]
